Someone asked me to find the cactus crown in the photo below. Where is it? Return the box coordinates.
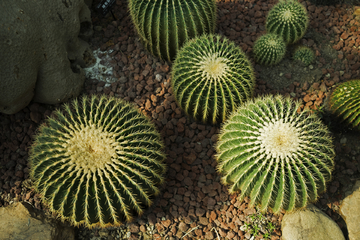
[253,33,286,66]
[216,95,335,214]
[128,0,217,61]
[293,46,315,66]
[29,95,166,229]
[266,0,309,45]
[329,79,360,130]
[171,34,255,124]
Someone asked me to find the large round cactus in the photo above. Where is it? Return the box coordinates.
[128,0,216,61]
[171,34,255,124]
[29,95,166,228]
[266,0,309,45]
[253,33,286,66]
[329,79,360,130]
[216,95,335,213]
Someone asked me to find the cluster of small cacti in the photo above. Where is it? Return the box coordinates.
[128,0,216,61]
[29,95,166,228]
[216,95,335,213]
[171,34,255,124]
[253,33,286,66]
[253,0,309,66]
[266,0,309,45]
[329,79,360,130]
[293,46,315,66]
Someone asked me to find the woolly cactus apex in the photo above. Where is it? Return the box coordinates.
[329,79,360,130]
[266,0,309,45]
[128,0,216,62]
[293,46,315,66]
[253,33,286,66]
[171,34,255,124]
[216,95,335,214]
[29,95,166,229]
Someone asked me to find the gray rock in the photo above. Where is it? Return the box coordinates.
[0,0,93,114]
[282,204,345,240]
[339,180,360,240]
[0,202,74,240]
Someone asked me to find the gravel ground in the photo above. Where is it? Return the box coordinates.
[1,0,360,239]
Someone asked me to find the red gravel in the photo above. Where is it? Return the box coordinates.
[1,0,360,239]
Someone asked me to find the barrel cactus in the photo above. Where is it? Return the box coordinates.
[266,0,309,45]
[216,95,335,213]
[293,46,315,66]
[253,33,286,66]
[128,0,217,61]
[29,95,166,228]
[171,34,255,124]
[329,79,360,130]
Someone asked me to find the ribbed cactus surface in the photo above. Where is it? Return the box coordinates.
[29,95,166,228]
[128,0,217,61]
[253,33,286,66]
[329,79,360,130]
[293,46,315,66]
[266,0,309,45]
[171,34,255,124]
[216,95,335,213]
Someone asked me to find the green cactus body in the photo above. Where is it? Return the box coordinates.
[216,95,334,213]
[128,0,216,61]
[253,33,286,66]
[293,46,315,66]
[171,34,255,124]
[266,0,309,45]
[29,95,166,228]
[329,79,360,130]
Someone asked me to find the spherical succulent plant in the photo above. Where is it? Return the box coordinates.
[253,33,286,66]
[293,46,315,66]
[29,95,166,228]
[266,0,309,45]
[216,95,335,214]
[128,0,217,61]
[171,34,255,124]
[329,79,360,130]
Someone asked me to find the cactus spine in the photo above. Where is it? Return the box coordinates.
[29,95,166,228]
[128,0,217,61]
[171,34,255,124]
[266,0,309,45]
[253,33,286,66]
[329,79,360,130]
[216,95,335,213]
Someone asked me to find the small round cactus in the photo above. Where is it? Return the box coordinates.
[171,34,255,124]
[293,46,315,66]
[128,0,216,61]
[216,95,335,214]
[329,79,360,130]
[266,0,309,45]
[29,95,166,228]
[253,33,286,66]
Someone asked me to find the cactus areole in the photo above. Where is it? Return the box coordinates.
[29,95,166,228]
[216,95,335,214]
[128,0,217,61]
